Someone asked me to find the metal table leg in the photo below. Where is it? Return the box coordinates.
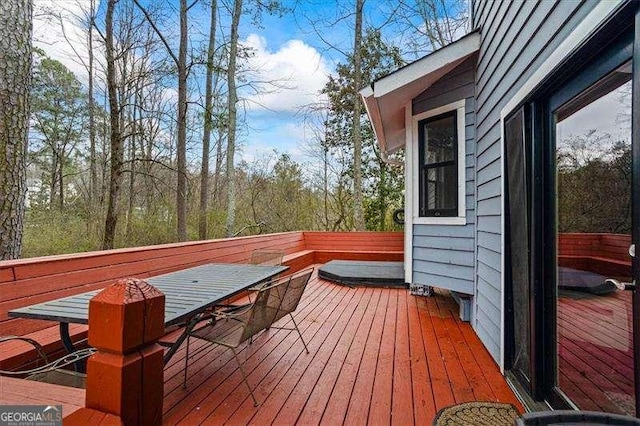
[59,322,85,373]
[163,316,200,365]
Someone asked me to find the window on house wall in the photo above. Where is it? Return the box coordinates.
[418,111,458,217]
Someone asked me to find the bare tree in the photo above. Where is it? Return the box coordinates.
[102,0,123,250]
[133,0,194,242]
[0,0,31,259]
[396,0,468,57]
[199,0,218,240]
[225,0,242,237]
[352,0,364,230]
[87,0,99,213]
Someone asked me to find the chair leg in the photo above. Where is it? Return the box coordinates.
[183,335,190,389]
[290,313,309,354]
[231,348,259,406]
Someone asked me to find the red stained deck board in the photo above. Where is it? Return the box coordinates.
[273,287,374,424]
[342,285,390,425]
[214,288,360,425]
[408,295,437,424]
[295,287,377,425]
[368,289,398,425]
[457,321,523,410]
[441,310,496,402]
[150,268,520,425]
[558,294,633,373]
[426,296,475,405]
[163,275,339,422]
[560,295,632,345]
[391,290,414,426]
[244,287,366,425]
[0,376,84,418]
[319,288,383,426]
[416,296,455,409]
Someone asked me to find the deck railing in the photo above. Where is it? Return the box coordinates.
[558,232,631,277]
[0,231,402,371]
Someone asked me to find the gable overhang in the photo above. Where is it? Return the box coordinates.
[361,31,480,154]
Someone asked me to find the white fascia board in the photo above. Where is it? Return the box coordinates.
[361,90,387,152]
[374,32,480,98]
[360,86,373,98]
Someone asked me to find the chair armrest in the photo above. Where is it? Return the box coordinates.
[214,304,251,319]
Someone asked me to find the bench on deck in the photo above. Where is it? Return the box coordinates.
[558,233,632,279]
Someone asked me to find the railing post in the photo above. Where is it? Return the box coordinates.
[65,278,165,425]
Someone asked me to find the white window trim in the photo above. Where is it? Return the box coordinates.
[410,99,466,226]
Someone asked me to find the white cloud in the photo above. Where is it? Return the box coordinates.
[33,0,102,83]
[239,119,311,164]
[240,34,330,112]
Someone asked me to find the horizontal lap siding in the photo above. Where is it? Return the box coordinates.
[412,60,476,296]
[472,0,599,362]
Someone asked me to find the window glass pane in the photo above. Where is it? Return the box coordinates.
[425,164,457,211]
[424,114,455,164]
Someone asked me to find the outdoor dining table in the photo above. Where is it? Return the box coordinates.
[8,262,288,370]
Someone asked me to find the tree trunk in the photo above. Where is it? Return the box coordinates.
[102,0,122,250]
[323,141,329,230]
[176,0,188,242]
[225,0,242,237]
[199,0,217,241]
[88,0,98,210]
[0,0,31,260]
[58,156,64,210]
[126,98,137,236]
[213,130,224,203]
[49,155,57,207]
[352,0,365,231]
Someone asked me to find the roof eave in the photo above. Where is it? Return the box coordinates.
[361,31,480,154]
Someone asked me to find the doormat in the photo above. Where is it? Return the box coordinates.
[432,401,520,426]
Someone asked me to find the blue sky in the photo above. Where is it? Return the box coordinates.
[31,0,434,167]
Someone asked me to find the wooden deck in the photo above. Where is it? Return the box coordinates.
[0,376,85,417]
[558,290,635,416]
[161,268,522,425]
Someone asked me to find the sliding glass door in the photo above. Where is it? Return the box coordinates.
[504,5,640,414]
[554,64,634,415]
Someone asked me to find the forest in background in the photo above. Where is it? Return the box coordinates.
[1,0,468,259]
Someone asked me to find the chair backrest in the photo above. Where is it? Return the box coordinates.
[249,249,285,266]
[273,268,313,324]
[238,276,291,343]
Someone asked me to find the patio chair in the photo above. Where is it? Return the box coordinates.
[182,277,290,406]
[249,249,285,266]
[236,249,285,305]
[266,268,314,354]
[0,336,95,389]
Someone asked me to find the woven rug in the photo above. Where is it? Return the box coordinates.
[433,401,520,426]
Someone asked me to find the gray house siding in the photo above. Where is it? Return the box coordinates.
[471,0,601,362]
[411,57,476,296]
